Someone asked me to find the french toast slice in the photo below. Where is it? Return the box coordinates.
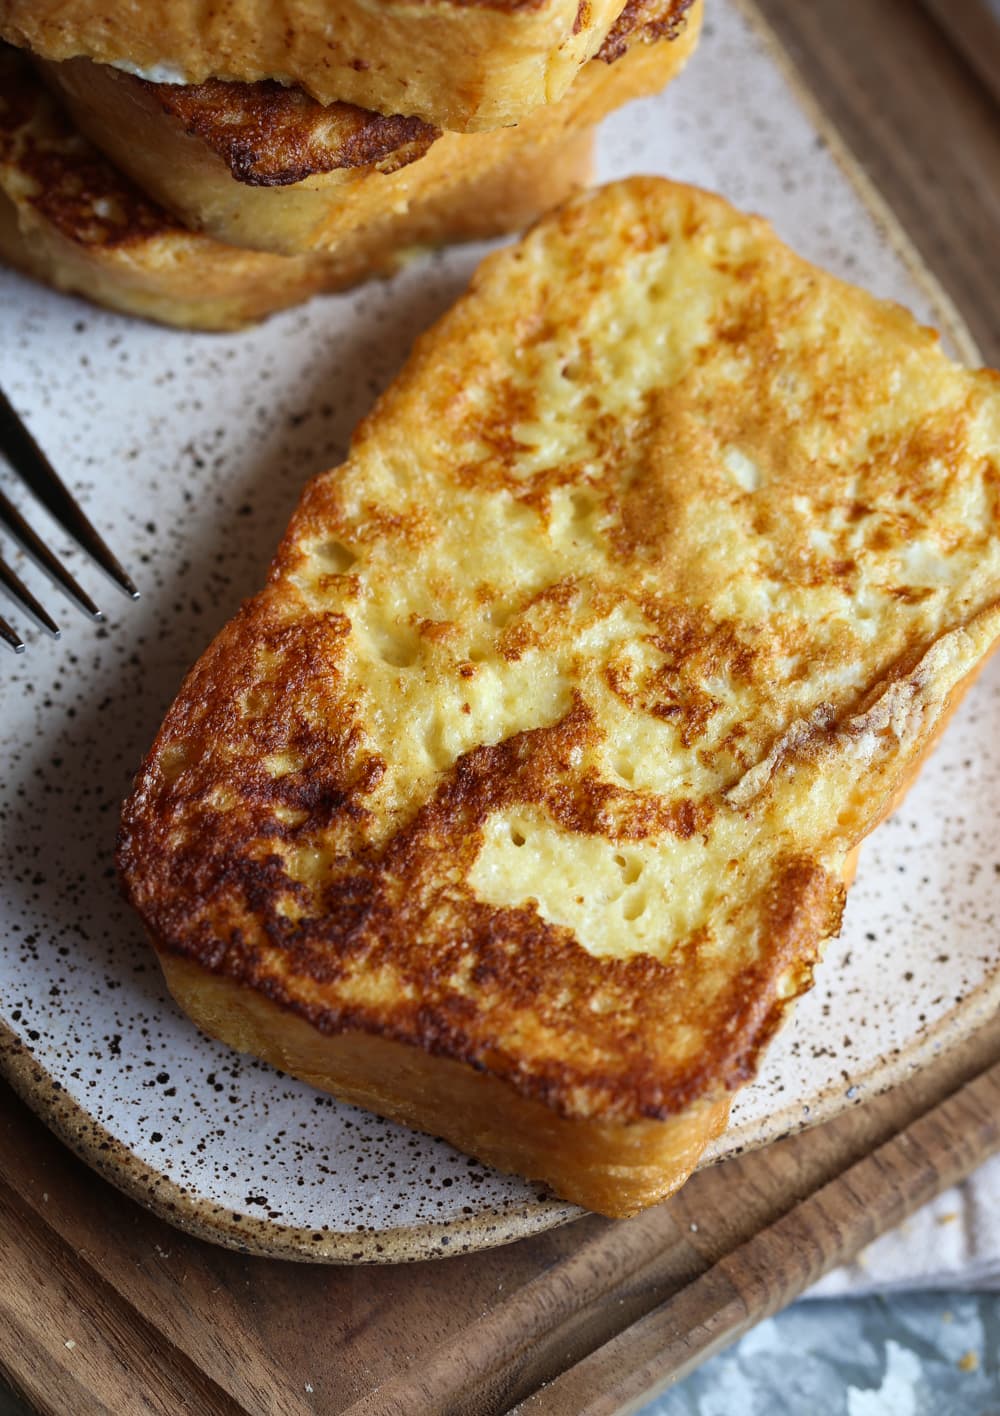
[0,46,594,330]
[118,178,1000,1216]
[38,0,701,257]
[0,0,694,131]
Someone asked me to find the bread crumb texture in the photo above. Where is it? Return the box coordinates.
[120,178,1000,1124]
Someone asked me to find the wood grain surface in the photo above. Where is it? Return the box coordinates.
[2,3,999,1414]
[514,1050,1000,1415]
[918,0,1000,106]
[755,0,1000,366]
[1,1016,999,1416]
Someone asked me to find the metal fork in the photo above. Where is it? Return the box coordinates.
[0,388,138,653]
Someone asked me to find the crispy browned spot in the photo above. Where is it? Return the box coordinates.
[118,601,841,1122]
[117,175,1000,1130]
[149,78,440,187]
[0,47,172,245]
[597,0,695,62]
[117,0,696,188]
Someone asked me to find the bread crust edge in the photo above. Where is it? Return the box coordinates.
[156,947,732,1218]
[149,642,995,1217]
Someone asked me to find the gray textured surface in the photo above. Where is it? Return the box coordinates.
[641,1293,1000,1415]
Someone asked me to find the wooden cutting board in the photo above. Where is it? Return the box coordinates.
[1,3,998,1413]
[1,1014,998,1416]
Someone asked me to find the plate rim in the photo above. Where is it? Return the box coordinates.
[5,949,999,1263]
[0,1028,579,1263]
[0,0,993,1264]
[707,942,1000,1164]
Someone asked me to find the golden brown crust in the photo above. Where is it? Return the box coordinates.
[0,45,595,328]
[145,82,439,189]
[85,0,689,188]
[119,178,1000,1216]
[120,651,845,1122]
[595,0,693,61]
[158,952,732,1217]
[39,13,701,256]
[0,0,672,129]
[0,52,172,247]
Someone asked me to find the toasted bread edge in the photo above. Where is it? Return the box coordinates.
[150,635,997,1216]
[156,949,732,1218]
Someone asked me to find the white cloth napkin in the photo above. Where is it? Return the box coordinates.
[805,1153,1000,1297]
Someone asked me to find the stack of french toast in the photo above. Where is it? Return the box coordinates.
[6,1,1000,1227]
[0,0,701,328]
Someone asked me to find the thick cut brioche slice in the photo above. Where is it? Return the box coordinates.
[0,0,694,130]
[39,2,701,257]
[118,178,1000,1216]
[0,46,593,330]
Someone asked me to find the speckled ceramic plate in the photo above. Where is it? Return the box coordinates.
[1,0,996,1263]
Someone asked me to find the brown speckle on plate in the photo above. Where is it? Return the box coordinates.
[0,0,996,1261]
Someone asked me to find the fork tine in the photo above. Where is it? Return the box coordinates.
[0,556,61,637]
[0,488,103,620]
[0,387,139,601]
[0,615,25,654]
